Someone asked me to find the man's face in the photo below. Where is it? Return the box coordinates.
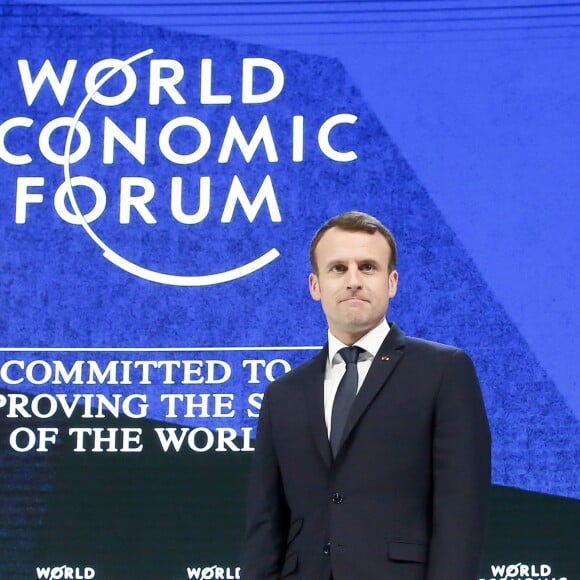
[309,227,398,345]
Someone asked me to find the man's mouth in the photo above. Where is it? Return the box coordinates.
[341,296,368,303]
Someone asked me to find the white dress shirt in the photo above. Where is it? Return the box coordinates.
[324,319,390,437]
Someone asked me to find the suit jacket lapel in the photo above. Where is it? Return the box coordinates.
[338,323,406,457]
[303,346,333,469]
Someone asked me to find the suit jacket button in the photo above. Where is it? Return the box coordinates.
[323,543,331,555]
[331,492,344,504]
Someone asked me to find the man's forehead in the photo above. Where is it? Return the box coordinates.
[316,228,391,259]
[318,227,386,247]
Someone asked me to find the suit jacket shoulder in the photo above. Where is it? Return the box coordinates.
[264,347,327,395]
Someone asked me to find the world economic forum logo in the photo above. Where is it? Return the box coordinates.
[5,47,359,286]
[481,562,568,580]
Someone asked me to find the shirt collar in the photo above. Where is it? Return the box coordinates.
[328,319,390,365]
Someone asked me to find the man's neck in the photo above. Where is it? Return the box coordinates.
[328,320,390,357]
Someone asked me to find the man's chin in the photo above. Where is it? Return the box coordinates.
[342,318,378,336]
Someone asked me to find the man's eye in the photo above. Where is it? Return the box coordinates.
[331,265,346,273]
[360,263,376,271]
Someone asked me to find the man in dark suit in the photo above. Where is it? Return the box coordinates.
[242,211,491,579]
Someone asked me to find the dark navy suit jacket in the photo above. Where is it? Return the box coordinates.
[242,323,491,580]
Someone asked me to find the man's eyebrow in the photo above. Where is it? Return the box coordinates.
[324,259,346,269]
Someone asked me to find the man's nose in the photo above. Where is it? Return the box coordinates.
[345,267,363,289]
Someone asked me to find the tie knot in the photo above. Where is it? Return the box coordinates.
[339,346,362,365]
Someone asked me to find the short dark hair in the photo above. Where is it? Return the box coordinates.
[309,211,397,274]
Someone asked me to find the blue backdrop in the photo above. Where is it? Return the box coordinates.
[0,1,578,578]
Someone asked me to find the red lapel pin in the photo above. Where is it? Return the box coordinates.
[381,355,390,361]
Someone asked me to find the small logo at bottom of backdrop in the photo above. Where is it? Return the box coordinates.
[36,566,96,579]
[480,562,567,580]
[187,565,241,580]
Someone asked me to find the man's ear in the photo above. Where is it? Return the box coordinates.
[388,269,398,298]
[309,273,321,301]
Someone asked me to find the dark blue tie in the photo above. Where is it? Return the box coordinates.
[330,346,362,457]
